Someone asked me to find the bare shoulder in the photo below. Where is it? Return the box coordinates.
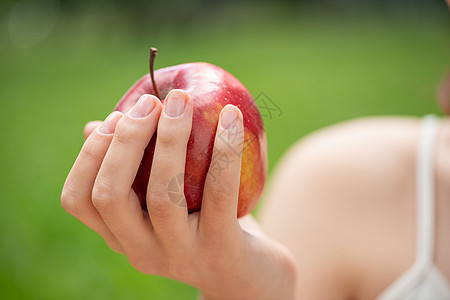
[277,116,421,202]
[295,116,420,158]
[260,116,421,299]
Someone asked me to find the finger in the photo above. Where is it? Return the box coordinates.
[147,89,193,238]
[92,94,162,249]
[84,121,102,140]
[200,105,244,231]
[61,111,124,253]
[116,74,153,114]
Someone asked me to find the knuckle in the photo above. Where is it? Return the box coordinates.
[114,115,155,148]
[114,123,141,147]
[156,125,188,150]
[207,179,233,201]
[147,183,180,220]
[147,196,172,219]
[147,183,169,202]
[60,187,81,215]
[91,180,117,212]
[81,141,104,162]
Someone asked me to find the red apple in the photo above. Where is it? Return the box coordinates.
[114,48,267,217]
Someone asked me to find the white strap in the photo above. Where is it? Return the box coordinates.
[416,114,439,268]
[377,115,440,300]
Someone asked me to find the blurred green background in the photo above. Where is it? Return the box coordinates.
[0,0,449,299]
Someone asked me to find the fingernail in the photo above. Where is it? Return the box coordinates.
[220,105,237,130]
[98,111,122,134]
[131,94,155,118]
[164,90,186,118]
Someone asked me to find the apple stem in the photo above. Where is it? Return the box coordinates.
[149,47,161,99]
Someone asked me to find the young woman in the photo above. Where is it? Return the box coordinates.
[61,69,450,299]
[61,5,450,293]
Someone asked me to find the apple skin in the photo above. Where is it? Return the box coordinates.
[114,62,267,217]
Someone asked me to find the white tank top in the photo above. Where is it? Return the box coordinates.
[377,115,450,300]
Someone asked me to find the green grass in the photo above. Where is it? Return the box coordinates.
[0,5,449,299]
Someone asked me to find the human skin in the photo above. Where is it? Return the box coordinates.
[257,71,450,299]
[114,63,268,218]
[259,115,450,299]
[61,90,296,300]
[70,70,450,300]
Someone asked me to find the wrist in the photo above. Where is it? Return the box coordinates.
[198,237,297,300]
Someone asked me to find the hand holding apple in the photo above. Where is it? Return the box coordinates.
[62,87,295,299]
[114,48,267,217]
